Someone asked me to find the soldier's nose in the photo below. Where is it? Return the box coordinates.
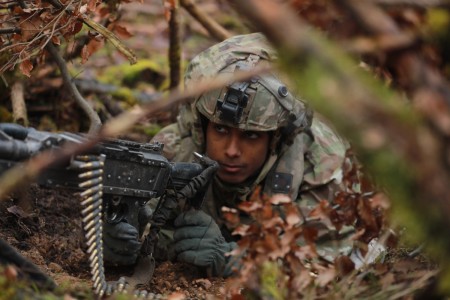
[225,135,241,158]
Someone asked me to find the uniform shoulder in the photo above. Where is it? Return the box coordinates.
[151,123,181,161]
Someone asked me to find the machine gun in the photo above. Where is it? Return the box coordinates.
[0,123,215,296]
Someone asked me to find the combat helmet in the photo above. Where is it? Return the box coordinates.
[181,33,313,154]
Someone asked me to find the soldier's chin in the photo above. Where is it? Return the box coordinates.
[217,172,247,184]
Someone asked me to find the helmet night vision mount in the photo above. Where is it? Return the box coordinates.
[216,81,251,124]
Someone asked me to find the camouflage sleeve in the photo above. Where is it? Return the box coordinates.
[150,123,182,161]
[295,115,360,262]
[148,123,197,262]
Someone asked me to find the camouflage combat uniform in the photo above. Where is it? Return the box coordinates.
[151,33,359,262]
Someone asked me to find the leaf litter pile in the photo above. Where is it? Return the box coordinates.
[0,155,439,299]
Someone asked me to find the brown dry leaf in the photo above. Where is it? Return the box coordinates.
[380,272,395,289]
[260,202,274,220]
[237,200,262,213]
[334,255,355,277]
[253,235,279,258]
[20,14,45,41]
[51,35,61,45]
[81,37,103,63]
[194,278,212,290]
[63,20,83,39]
[294,244,317,260]
[19,59,33,77]
[40,10,51,21]
[162,0,176,21]
[309,200,331,220]
[350,228,366,241]
[263,216,284,229]
[315,267,336,287]
[270,193,291,205]
[285,203,301,227]
[167,292,186,300]
[280,227,301,248]
[302,226,319,244]
[7,205,32,218]
[232,224,250,237]
[88,0,98,12]
[222,206,240,227]
[357,198,378,231]
[291,269,313,290]
[370,192,391,210]
[4,265,18,281]
[113,24,133,39]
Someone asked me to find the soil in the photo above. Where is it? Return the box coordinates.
[0,185,226,299]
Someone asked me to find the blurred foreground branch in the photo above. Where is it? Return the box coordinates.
[229,0,450,292]
[0,65,270,200]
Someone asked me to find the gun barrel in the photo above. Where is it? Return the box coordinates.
[0,140,33,160]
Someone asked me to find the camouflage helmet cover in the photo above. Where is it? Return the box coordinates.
[183,33,312,148]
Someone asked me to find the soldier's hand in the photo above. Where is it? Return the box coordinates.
[177,153,219,201]
[103,222,141,266]
[173,209,237,277]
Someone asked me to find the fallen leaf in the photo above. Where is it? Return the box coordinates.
[167,292,186,300]
[19,59,33,77]
[315,267,336,287]
[270,194,291,205]
[7,205,31,218]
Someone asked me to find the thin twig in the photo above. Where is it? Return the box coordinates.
[180,0,231,41]
[10,80,28,126]
[0,65,271,200]
[370,0,450,7]
[168,3,181,91]
[0,28,21,34]
[46,42,102,134]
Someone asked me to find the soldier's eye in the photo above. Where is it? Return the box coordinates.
[214,124,228,134]
[245,131,260,139]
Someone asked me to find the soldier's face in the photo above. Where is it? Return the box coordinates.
[205,121,270,184]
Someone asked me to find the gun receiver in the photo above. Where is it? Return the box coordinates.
[0,123,204,225]
[0,123,206,295]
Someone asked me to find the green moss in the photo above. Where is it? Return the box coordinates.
[260,261,287,300]
[111,87,136,105]
[135,124,162,138]
[0,106,12,123]
[98,58,168,90]
[425,9,450,36]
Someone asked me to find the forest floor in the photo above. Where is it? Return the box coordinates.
[0,185,227,299]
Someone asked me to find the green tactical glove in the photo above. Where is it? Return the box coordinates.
[103,221,141,266]
[173,209,237,277]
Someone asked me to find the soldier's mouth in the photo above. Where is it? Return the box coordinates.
[220,163,244,173]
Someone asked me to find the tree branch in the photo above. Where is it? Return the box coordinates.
[0,65,270,200]
[180,0,231,41]
[10,81,28,126]
[169,2,181,91]
[46,43,101,133]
